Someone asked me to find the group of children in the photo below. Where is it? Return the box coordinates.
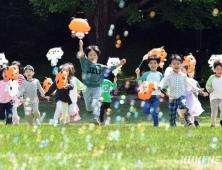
[0,41,222,127]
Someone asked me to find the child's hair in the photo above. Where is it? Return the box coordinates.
[84,45,101,57]
[24,65,34,72]
[12,61,22,73]
[213,60,222,69]
[64,62,75,78]
[147,55,161,64]
[169,54,182,64]
[0,67,7,80]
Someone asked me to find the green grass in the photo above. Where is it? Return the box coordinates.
[0,97,222,169]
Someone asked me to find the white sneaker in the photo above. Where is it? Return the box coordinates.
[35,119,41,126]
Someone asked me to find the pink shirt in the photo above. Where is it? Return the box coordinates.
[0,80,13,103]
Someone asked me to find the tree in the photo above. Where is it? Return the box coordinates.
[30,0,222,67]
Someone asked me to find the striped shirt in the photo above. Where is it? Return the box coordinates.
[17,74,25,86]
[18,79,45,104]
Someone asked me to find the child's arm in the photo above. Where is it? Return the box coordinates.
[206,75,214,93]
[158,76,169,90]
[111,77,117,89]
[185,77,202,93]
[196,82,208,96]
[45,81,57,96]
[37,80,50,100]
[78,40,84,58]
[74,77,86,91]
[135,68,140,79]
[17,82,25,98]
[116,59,126,68]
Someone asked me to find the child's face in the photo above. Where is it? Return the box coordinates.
[87,50,98,64]
[61,67,69,76]
[214,65,222,77]
[2,70,9,81]
[171,60,182,73]
[181,67,188,75]
[24,69,34,79]
[148,60,159,71]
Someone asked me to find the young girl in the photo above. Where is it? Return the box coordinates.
[11,61,26,125]
[180,64,208,127]
[58,63,85,124]
[0,68,14,124]
[45,65,73,125]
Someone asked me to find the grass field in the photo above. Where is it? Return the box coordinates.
[0,96,222,170]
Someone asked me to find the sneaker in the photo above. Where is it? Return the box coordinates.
[180,118,186,125]
[188,123,194,127]
[88,111,92,114]
[93,119,100,125]
[210,125,215,127]
[220,120,222,126]
[194,121,200,127]
[35,119,41,126]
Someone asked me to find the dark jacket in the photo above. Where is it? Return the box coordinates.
[45,79,73,105]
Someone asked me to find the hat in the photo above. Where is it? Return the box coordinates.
[24,65,34,72]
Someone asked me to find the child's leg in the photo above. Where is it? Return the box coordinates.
[143,99,151,114]
[24,104,34,126]
[210,99,219,126]
[151,96,160,126]
[91,87,101,119]
[169,99,178,126]
[100,103,105,123]
[68,103,77,116]
[33,102,41,120]
[61,102,68,122]
[53,101,63,123]
[178,96,192,125]
[219,99,222,124]
[82,88,93,112]
[5,100,13,124]
[0,103,6,120]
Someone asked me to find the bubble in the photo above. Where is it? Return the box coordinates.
[121,95,126,100]
[120,100,124,104]
[116,34,120,40]
[25,102,29,106]
[119,0,125,8]
[100,97,104,101]
[158,112,163,118]
[159,98,164,102]
[150,107,154,113]
[124,31,129,37]
[152,147,157,153]
[134,112,138,118]
[140,101,145,107]
[148,114,152,121]
[126,112,131,118]
[110,24,115,30]
[150,11,155,18]
[124,84,129,89]
[212,137,218,142]
[116,116,121,124]
[212,8,219,17]
[52,67,59,75]
[211,143,216,148]
[161,117,166,123]
[108,30,113,37]
[107,117,111,121]
[114,104,119,109]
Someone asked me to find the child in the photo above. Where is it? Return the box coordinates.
[0,68,13,124]
[206,60,222,127]
[58,63,85,123]
[78,40,126,125]
[18,65,48,126]
[45,65,74,125]
[158,54,203,127]
[135,55,163,126]
[180,64,208,127]
[11,61,26,125]
[100,77,117,125]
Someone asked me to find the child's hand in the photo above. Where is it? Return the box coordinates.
[135,68,140,74]
[209,88,214,93]
[120,59,126,66]
[52,92,56,96]
[79,40,83,47]
[45,96,50,101]
[203,92,209,97]
[77,94,81,98]
[65,84,71,88]
[143,54,148,60]
[198,88,204,93]
[114,77,117,83]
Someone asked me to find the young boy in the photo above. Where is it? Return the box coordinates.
[100,77,117,125]
[206,60,222,127]
[18,65,49,126]
[158,54,203,127]
[135,55,163,126]
[78,40,126,125]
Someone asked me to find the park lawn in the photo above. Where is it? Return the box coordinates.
[0,97,222,169]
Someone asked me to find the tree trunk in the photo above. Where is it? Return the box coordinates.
[85,0,116,64]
